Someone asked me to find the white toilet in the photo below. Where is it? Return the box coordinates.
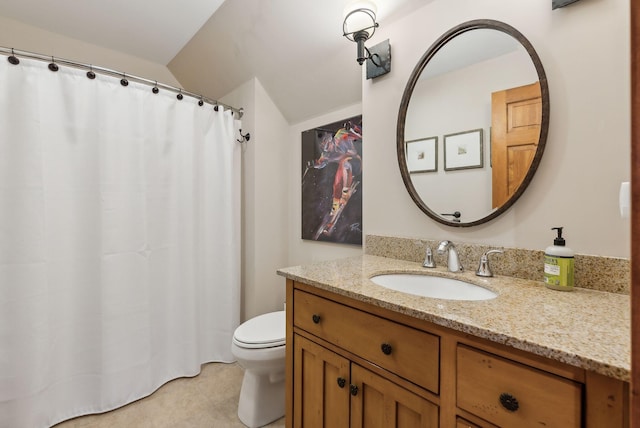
[231,311,286,428]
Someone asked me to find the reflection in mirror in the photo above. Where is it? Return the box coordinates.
[397,20,548,227]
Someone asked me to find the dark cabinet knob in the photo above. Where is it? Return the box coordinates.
[350,384,359,396]
[381,343,393,355]
[312,314,321,324]
[499,392,519,412]
[337,377,346,388]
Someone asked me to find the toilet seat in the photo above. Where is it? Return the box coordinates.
[233,311,285,349]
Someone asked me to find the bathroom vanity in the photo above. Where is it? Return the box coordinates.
[279,13,631,426]
[278,254,629,427]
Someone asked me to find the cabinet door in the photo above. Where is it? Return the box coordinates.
[350,364,439,428]
[294,334,350,428]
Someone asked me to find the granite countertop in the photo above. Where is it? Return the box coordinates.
[277,254,630,382]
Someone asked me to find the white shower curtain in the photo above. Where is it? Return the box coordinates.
[0,56,241,428]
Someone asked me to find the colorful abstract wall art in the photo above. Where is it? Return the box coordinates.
[301,115,363,245]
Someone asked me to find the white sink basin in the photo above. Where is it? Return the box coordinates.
[370,274,497,301]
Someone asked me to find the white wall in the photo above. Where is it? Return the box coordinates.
[362,0,630,258]
[0,15,180,86]
[222,78,290,321]
[224,82,363,318]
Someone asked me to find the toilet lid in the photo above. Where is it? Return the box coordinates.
[233,311,285,349]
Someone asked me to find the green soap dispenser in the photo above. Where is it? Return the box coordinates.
[544,227,575,291]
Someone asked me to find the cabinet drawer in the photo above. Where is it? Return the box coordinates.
[294,289,439,394]
[457,345,582,427]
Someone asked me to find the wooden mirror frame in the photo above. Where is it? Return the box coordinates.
[396,19,550,227]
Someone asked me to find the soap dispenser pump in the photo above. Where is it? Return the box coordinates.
[543,227,575,291]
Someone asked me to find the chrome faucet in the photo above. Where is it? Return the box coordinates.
[423,246,436,268]
[476,249,504,277]
[437,240,463,272]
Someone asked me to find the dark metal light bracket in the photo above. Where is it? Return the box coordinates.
[552,0,581,9]
[366,39,391,80]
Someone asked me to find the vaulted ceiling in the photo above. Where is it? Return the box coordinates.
[168,0,426,123]
[0,0,427,123]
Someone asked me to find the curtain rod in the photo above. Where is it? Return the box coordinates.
[0,46,243,119]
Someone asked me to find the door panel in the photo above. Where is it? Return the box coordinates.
[491,82,542,208]
[294,334,350,428]
[350,364,439,428]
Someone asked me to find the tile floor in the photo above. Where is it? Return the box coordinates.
[52,362,285,428]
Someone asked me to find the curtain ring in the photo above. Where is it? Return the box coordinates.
[214,103,219,112]
[176,89,183,101]
[48,56,59,72]
[120,73,129,87]
[87,65,96,80]
[8,48,20,65]
[152,81,159,94]
[198,96,204,107]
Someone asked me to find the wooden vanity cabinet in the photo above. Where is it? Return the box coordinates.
[285,279,629,428]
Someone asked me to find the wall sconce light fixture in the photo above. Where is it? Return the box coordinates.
[342,1,391,79]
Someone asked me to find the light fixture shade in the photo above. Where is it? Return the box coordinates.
[343,0,378,41]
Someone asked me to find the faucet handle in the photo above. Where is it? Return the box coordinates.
[423,246,436,268]
[476,249,504,277]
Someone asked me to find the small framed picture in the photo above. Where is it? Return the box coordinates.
[406,137,438,173]
[444,129,483,171]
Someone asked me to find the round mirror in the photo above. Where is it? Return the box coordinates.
[397,20,549,227]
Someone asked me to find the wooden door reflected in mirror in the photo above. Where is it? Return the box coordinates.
[491,81,542,208]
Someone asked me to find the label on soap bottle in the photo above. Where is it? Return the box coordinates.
[544,255,574,290]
